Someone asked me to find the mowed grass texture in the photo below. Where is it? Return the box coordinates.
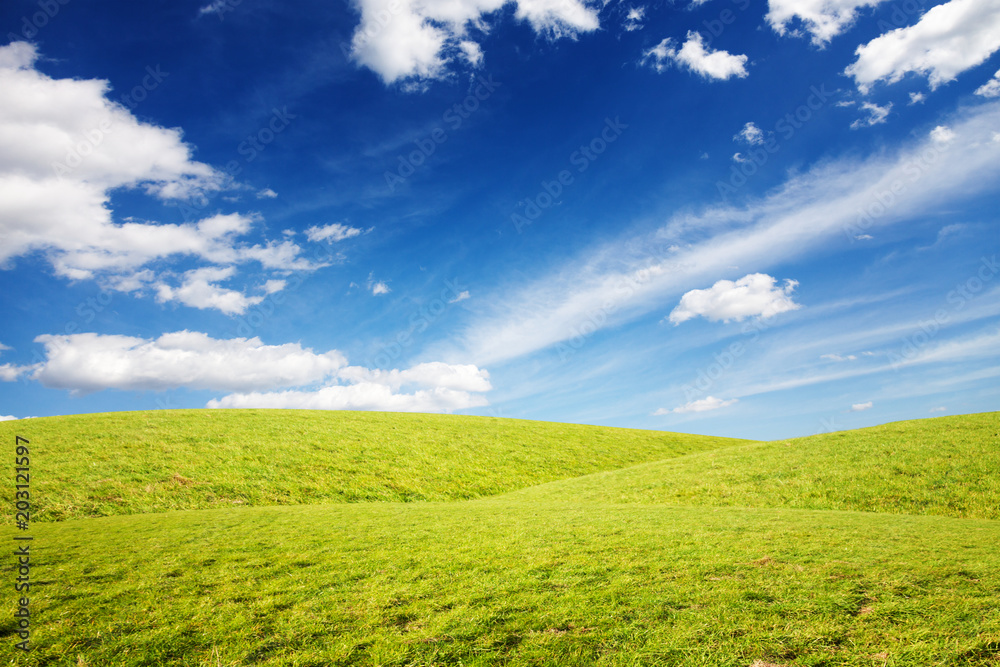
[1,410,999,666]
[0,410,749,522]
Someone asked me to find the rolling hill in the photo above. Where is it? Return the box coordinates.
[1,410,998,666]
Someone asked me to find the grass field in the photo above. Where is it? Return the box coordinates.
[1,410,998,666]
[0,410,748,523]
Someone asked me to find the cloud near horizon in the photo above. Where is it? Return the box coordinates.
[655,396,738,414]
[12,330,491,413]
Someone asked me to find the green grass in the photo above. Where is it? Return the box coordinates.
[508,413,1000,520]
[4,502,1000,666]
[1,410,998,666]
[0,410,749,522]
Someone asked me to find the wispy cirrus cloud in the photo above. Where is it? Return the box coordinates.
[452,101,1000,367]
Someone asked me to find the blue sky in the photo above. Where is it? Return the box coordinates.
[1,0,998,440]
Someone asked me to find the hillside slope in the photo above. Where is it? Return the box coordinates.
[0,409,751,522]
[501,412,1000,519]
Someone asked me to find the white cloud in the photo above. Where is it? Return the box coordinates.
[855,233,873,240]
[0,342,35,382]
[0,43,320,313]
[766,0,887,45]
[371,281,391,295]
[23,330,492,413]
[929,125,956,143]
[975,68,1000,97]
[198,0,229,17]
[208,383,489,412]
[0,364,31,382]
[453,101,1000,367]
[929,406,947,412]
[305,223,362,243]
[349,0,599,84]
[263,279,286,294]
[449,290,471,303]
[668,273,801,325]
[209,362,491,412]
[256,187,278,199]
[154,267,267,315]
[908,91,926,105]
[642,32,748,80]
[850,101,892,129]
[337,362,491,392]
[458,41,484,67]
[845,0,1000,93]
[624,6,645,31]
[850,401,873,411]
[656,396,738,414]
[735,122,764,145]
[821,353,857,361]
[0,415,18,421]
[30,331,347,394]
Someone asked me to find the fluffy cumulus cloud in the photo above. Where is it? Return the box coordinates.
[642,32,748,80]
[656,396,738,414]
[766,0,887,45]
[0,342,31,382]
[668,273,801,325]
[0,364,28,381]
[349,0,599,84]
[850,401,873,411]
[0,415,18,421]
[0,42,330,314]
[845,0,1000,93]
[208,383,489,412]
[22,330,491,412]
[29,331,347,394]
[929,125,956,143]
[976,68,1000,97]
[209,362,492,412]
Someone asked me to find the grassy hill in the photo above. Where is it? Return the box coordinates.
[504,412,1000,520]
[2,410,998,666]
[0,409,750,522]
